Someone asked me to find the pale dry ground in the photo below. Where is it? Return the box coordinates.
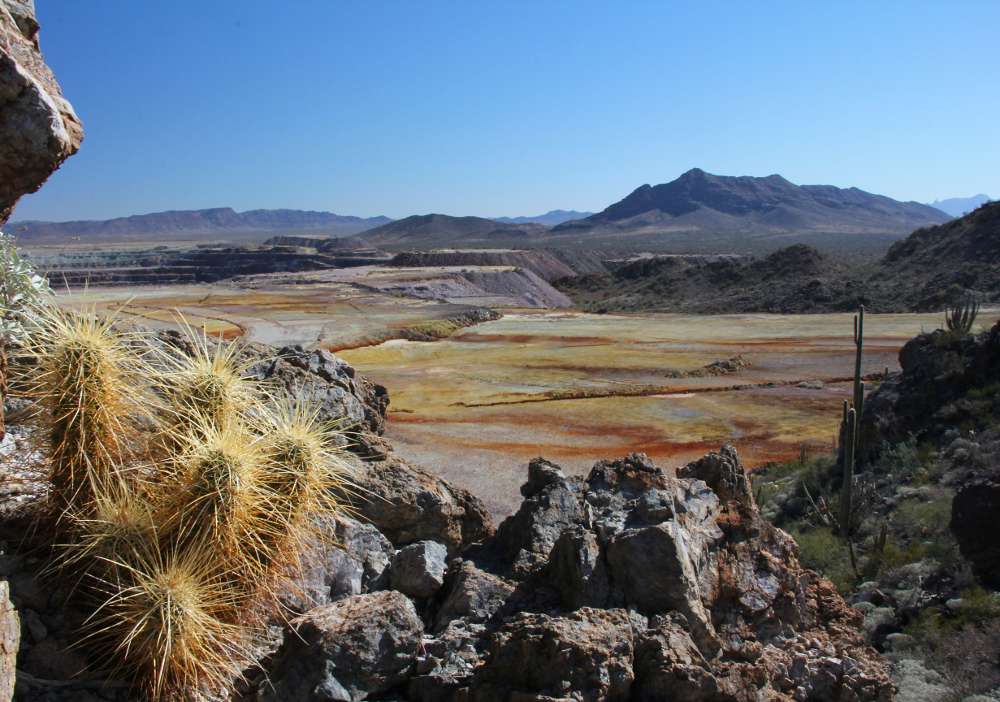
[56,277,489,350]
[54,282,999,517]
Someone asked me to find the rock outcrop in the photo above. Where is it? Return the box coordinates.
[258,448,892,701]
[0,0,83,223]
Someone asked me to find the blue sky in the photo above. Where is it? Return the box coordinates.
[13,0,999,221]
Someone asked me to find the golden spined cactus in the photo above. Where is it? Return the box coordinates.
[22,305,148,520]
[161,419,278,586]
[58,482,158,575]
[256,398,358,574]
[87,540,253,702]
[153,320,257,435]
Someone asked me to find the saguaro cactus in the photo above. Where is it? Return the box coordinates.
[945,296,979,337]
[839,306,865,536]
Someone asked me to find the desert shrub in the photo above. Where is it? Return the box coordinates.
[789,526,856,593]
[904,591,1000,697]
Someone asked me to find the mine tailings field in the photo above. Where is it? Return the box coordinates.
[340,308,1000,515]
[57,285,1000,517]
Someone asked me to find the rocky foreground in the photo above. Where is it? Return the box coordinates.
[1,343,894,701]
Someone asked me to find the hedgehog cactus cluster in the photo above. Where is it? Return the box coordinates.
[18,305,356,700]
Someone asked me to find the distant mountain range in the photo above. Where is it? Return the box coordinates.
[492,210,593,226]
[10,172,964,255]
[926,194,992,218]
[8,208,393,242]
[553,169,949,242]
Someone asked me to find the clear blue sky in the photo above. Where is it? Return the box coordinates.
[12,0,999,222]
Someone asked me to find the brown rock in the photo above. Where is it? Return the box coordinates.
[262,591,424,702]
[1,581,17,702]
[0,0,83,224]
[468,608,638,702]
[353,455,494,555]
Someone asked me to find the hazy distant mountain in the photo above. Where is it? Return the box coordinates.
[8,208,393,242]
[552,169,950,249]
[353,214,547,249]
[493,210,593,226]
[926,194,992,218]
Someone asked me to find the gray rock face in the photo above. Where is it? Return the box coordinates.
[468,608,639,702]
[261,591,423,702]
[250,345,389,435]
[353,455,494,556]
[283,516,394,612]
[390,540,448,599]
[1,580,17,702]
[496,458,584,574]
[433,561,514,631]
[0,0,83,223]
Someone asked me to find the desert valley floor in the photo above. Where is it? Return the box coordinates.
[60,275,1000,516]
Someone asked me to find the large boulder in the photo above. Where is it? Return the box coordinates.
[390,540,448,599]
[0,0,83,223]
[353,455,494,555]
[261,591,423,702]
[467,608,639,702]
[250,345,389,436]
[951,470,1000,588]
[282,515,393,612]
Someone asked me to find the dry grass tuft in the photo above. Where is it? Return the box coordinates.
[88,539,254,701]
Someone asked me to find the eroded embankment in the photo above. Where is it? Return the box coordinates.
[327,307,502,352]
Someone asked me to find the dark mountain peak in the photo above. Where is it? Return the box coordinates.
[554,170,950,237]
[678,167,708,180]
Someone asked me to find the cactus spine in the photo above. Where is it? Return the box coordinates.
[840,306,865,536]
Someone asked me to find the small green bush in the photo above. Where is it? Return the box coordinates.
[789,526,855,593]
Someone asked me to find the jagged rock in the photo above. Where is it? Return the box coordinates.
[496,458,584,574]
[951,471,1000,587]
[544,526,610,610]
[677,444,756,510]
[249,344,389,435]
[390,540,448,599]
[261,591,423,702]
[409,619,486,701]
[632,614,717,701]
[434,560,514,631]
[283,515,393,612]
[1,581,17,702]
[0,0,83,224]
[465,608,639,702]
[353,455,494,555]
